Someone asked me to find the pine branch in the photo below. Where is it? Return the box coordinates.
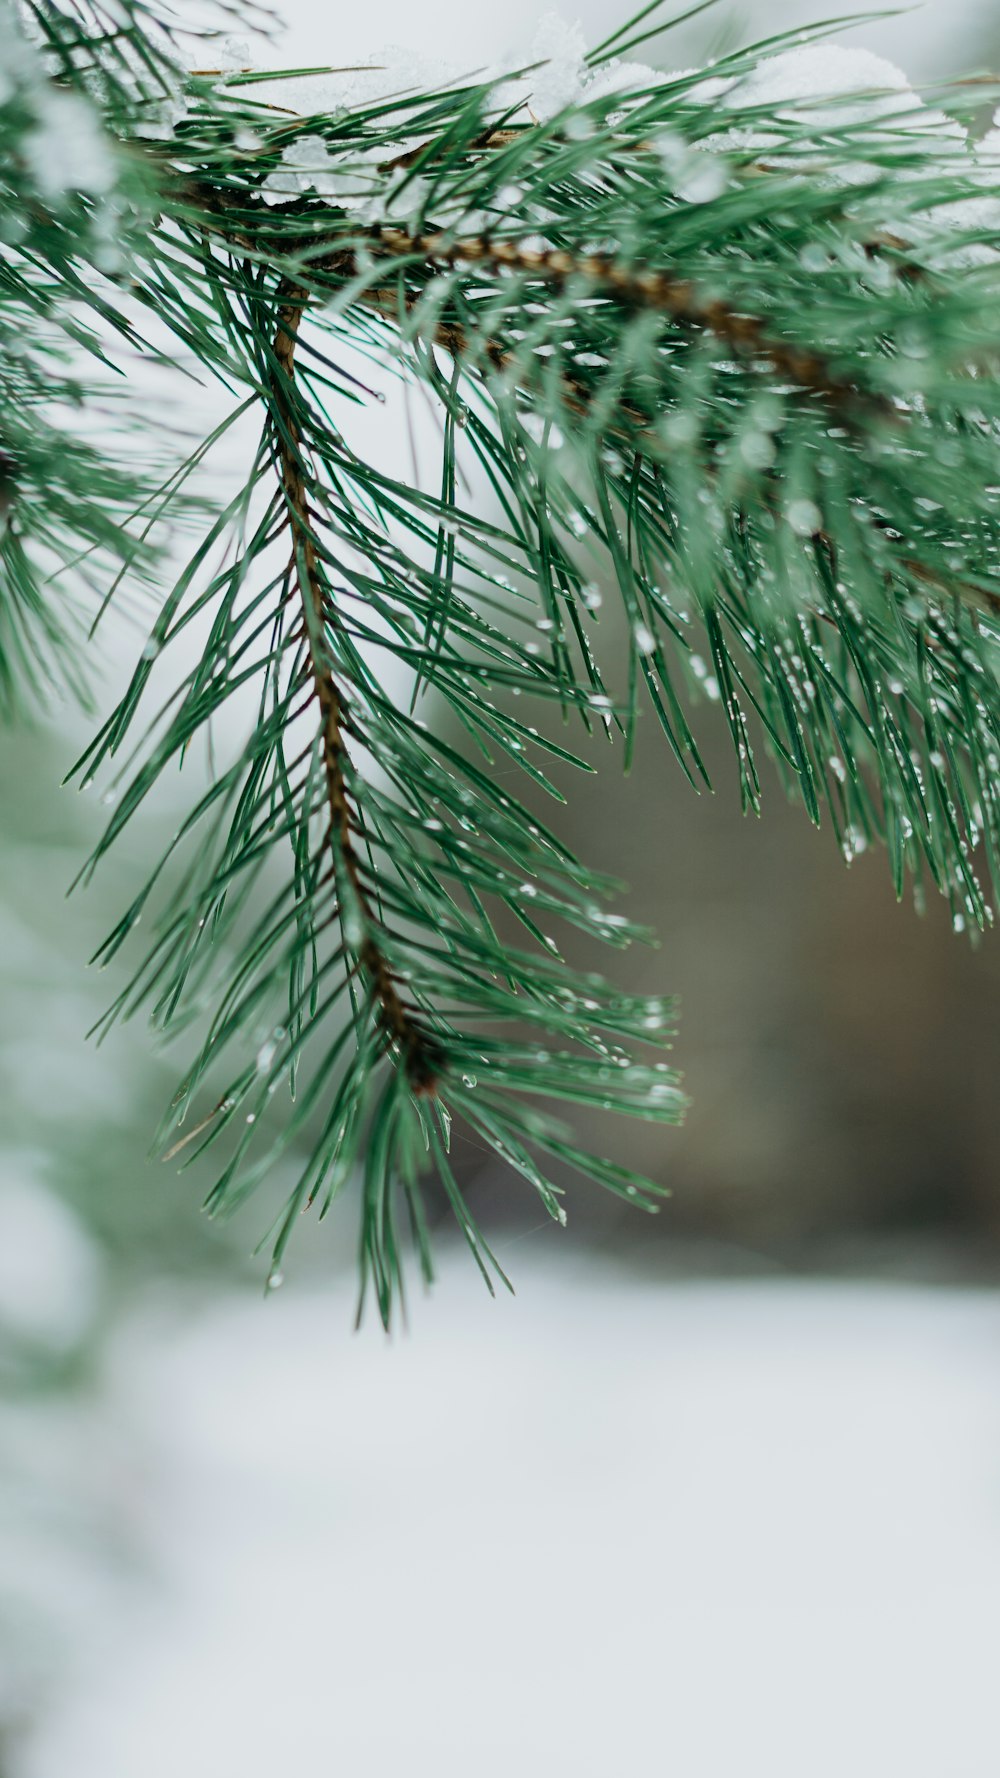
[270,284,443,1093]
[5,1,1000,1316]
[318,225,899,422]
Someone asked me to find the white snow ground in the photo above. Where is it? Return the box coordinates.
[17,1254,1000,1778]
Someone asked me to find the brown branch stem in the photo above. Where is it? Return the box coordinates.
[360,227,898,424]
[271,284,440,1094]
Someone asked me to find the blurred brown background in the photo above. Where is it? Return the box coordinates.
[453,690,1000,1270]
[563,719,996,1256]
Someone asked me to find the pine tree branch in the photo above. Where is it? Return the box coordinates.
[270,283,443,1095]
[367,227,898,425]
[188,192,1000,631]
[198,193,995,639]
[353,257,1000,623]
[186,187,894,424]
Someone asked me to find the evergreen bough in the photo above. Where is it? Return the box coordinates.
[4,0,999,1319]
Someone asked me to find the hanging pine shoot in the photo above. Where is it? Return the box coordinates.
[3,0,1000,1319]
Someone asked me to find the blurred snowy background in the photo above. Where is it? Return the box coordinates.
[4,2,1000,1774]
